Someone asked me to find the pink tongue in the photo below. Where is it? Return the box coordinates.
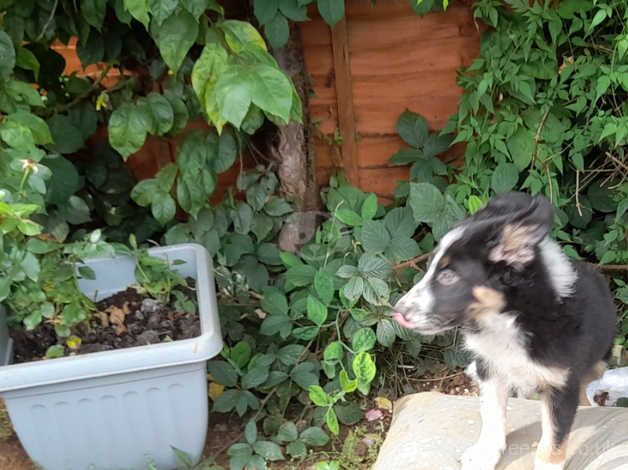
[392,312,415,329]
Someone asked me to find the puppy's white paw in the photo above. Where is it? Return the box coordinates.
[533,457,565,470]
[460,443,503,470]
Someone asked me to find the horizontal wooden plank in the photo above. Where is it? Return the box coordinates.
[358,167,410,197]
[299,16,332,47]
[354,95,462,134]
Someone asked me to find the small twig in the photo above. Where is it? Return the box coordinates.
[605,152,628,173]
[575,170,582,217]
[594,264,628,272]
[36,0,59,41]
[393,252,431,270]
[530,108,550,168]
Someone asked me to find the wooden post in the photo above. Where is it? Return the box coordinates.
[330,15,359,187]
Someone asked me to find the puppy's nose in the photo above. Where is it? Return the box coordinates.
[392,311,415,329]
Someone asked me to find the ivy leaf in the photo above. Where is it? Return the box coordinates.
[151,10,198,73]
[265,13,290,49]
[123,0,150,28]
[491,162,519,193]
[396,110,429,148]
[148,0,178,26]
[216,128,238,173]
[317,0,344,27]
[0,31,15,78]
[145,93,174,135]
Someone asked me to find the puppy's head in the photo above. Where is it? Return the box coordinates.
[392,192,554,333]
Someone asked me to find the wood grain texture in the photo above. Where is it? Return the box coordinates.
[331,15,360,187]
[301,0,481,196]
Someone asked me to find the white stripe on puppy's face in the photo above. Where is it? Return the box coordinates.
[393,227,465,333]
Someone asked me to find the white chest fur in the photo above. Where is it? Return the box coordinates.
[464,312,568,396]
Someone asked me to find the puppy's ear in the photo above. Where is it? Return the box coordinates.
[488,194,554,268]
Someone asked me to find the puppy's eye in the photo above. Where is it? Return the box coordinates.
[436,269,459,286]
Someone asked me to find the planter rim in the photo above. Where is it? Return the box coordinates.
[0,243,223,393]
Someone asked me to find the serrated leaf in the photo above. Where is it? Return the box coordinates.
[314,270,335,303]
[360,220,390,253]
[491,162,519,193]
[396,110,428,147]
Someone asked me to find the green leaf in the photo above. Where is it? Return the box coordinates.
[245,420,257,445]
[360,193,378,220]
[285,264,316,287]
[307,295,327,326]
[220,20,268,53]
[286,440,307,458]
[308,385,333,406]
[261,287,288,316]
[254,0,279,24]
[396,110,428,147]
[16,47,40,79]
[335,208,362,226]
[123,0,149,26]
[317,0,344,27]
[291,362,319,389]
[360,220,390,253]
[42,155,81,206]
[231,341,252,368]
[264,197,293,216]
[145,93,174,135]
[149,0,178,25]
[8,111,51,145]
[253,441,284,461]
[0,31,15,78]
[216,128,238,173]
[335,402,361,425]
[279,0,309,20]
[408,182,444,223]
[358,254,391,278]
[341,277,363,303]
[351,327,376,352]
[276,421,298,443]
[45,345,65,359]
[277,344,305,366]
[109,103,152,158]
[323,341,343,362]
[264,13,290,49]
[339,370,358,393]
[207,360,239,387]
[491,162,519,193]
[151,10,198,73]
[292,325,319,340]
[507,128,534,170]
[376,319,396,347]
[325,408,340,435]
[352,352,376,394]
[81,0,107,30]
[300,426,330,446]
[314,270,335,303]
[46,114,85,154]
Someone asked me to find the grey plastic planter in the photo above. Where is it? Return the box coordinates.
[0,244,223,470]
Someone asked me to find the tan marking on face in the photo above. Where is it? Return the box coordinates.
[438,256,450,269]
[490,224,537,265]
[467,286,506,316]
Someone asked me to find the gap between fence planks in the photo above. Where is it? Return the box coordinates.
[330,15,360,187]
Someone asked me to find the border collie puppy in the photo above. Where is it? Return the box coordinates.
[392,192,616,470]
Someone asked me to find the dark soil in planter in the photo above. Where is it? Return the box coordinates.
[10,281,200,363]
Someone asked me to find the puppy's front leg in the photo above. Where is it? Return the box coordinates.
[534,384,578,470]
[460,377,508,470]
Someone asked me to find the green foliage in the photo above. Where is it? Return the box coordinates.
[448,0,626,320]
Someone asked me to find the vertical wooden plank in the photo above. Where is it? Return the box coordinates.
[330,16,360,187]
